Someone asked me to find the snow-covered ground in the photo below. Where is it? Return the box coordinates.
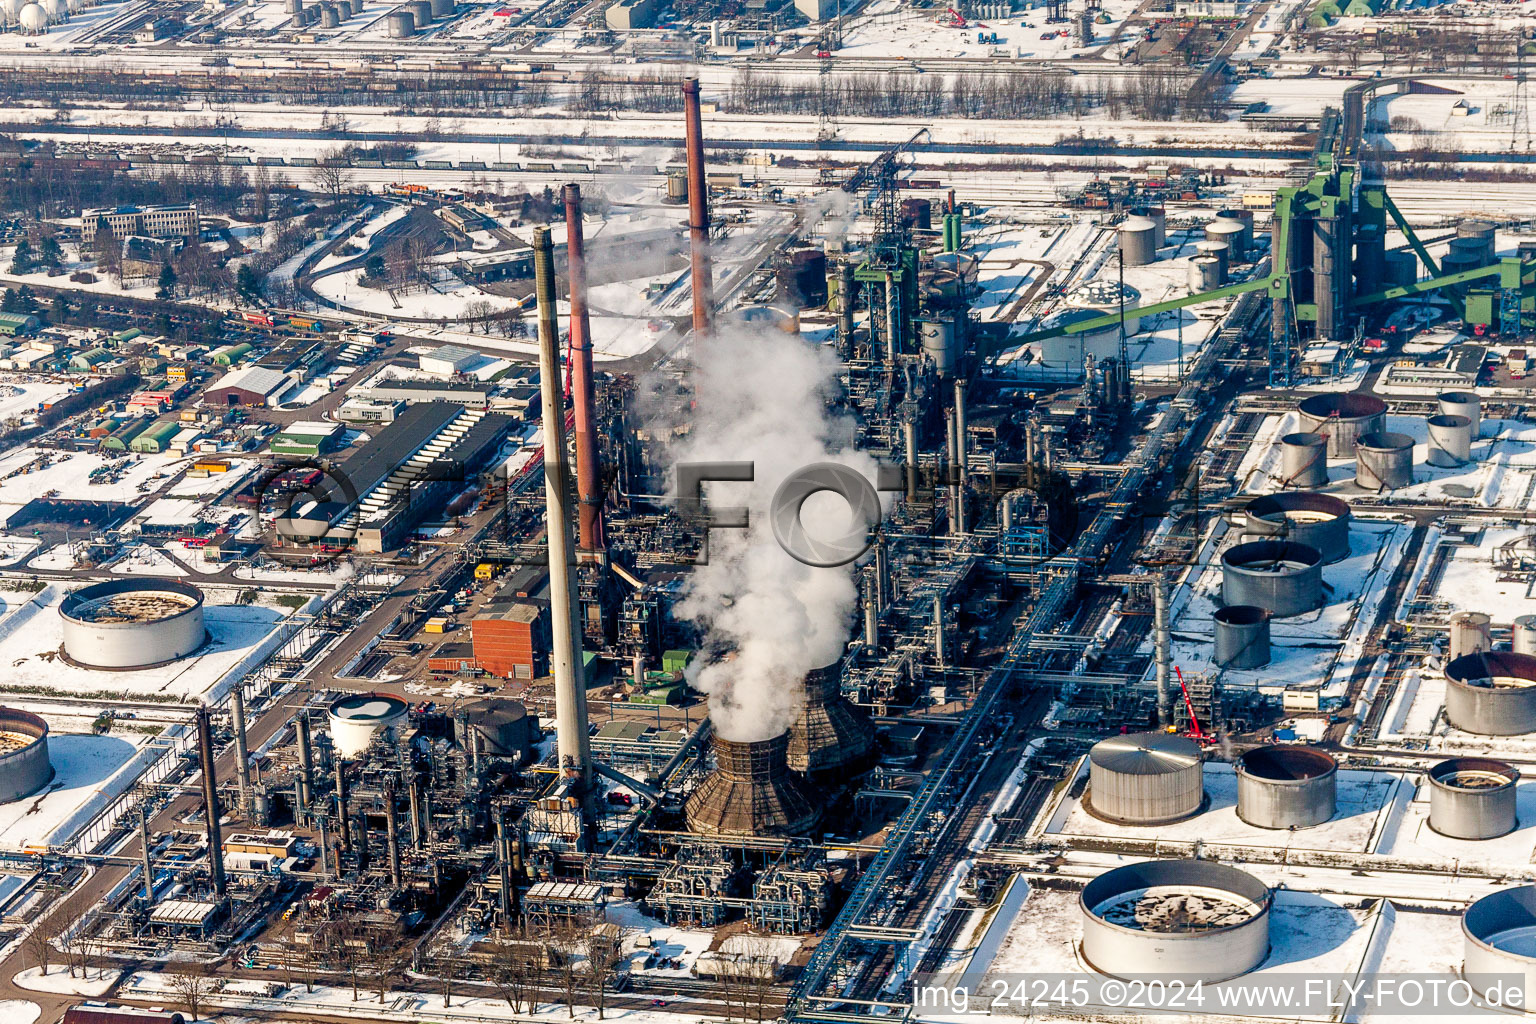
[0,583,294,702]
[0,732,148,852]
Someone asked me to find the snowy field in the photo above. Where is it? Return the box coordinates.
[0,583,293,701]
[0,732,147,851]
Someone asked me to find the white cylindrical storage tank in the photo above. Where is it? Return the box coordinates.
[1189,255,1223,292]
[1214,605,1270,669]
[1278,431,1329,489]
[59,579,207,669]
[1236,746,1336,829]
[1087,732,1203,825]
[1206,218,1248,263]
[327,692,409,758]
[1438,390,1480,438]
[1449,611,1493,662]
[918,318,958,376]
[1444,651,1536,735]
[1297,392,1387,458]
[0,708,53,805]
[388,8,413,34]
[1242,492,1351,563]
[1463,886,1536,1007]
[1354,431,1414,491]
[1220,540,1324,618]
[1514,615,1536,655]
[1128,204,1165,248]
[1194,238,1228,279]
[1429,757,1518,839]
[1118,216,1158,267]
[1080,860,1271,982]
[1426,413,1473,466]
[1066,279,1140,337]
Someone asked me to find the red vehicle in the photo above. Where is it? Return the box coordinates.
[241,311,275,328]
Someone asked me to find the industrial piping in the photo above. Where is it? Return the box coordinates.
[563,183,604,553]
[533,226,594,816]
[195,706,226,897]
[231,686,251,816]
[682,78,714,336]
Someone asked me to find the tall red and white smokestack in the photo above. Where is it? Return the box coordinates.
[533,226,593,810]
[563,183,604,553]
[682,77,714,336]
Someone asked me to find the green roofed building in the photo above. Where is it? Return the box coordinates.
[129,419,181,453]
[0,312,38,337]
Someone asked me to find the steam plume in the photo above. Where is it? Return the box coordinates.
[668,324,878,741]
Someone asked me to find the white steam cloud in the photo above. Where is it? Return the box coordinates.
[667,324,879,742]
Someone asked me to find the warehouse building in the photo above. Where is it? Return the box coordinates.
[419,344,482,377]
[0,312,38,337]
[82,204,199,245]
[277,402,513,554]
[472,596,551,679]
[203,365,291,407]
[358,379,492,408]
[270,420,344,458]
[130,419,182,453]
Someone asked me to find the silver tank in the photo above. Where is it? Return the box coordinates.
[429,0,454,14]
[1214,605,1270,669]
[1206,216,1248,263]
[1429,757,1518,840]
[1242,492,1350,563]
[1438,391,1480,438]
[320,4,339,26]
[1463,886,1536,1008]
[1444,650,1536,735]
[1514,615,1536,655]
[1220,540,1324,618]
[1194,239,1229,279]
[408,0,430,21]
[1080,860,1271,982]
[1128,204,1165,248]
[1279,431,1329,488]
[1353,431,1414,491]
[1118,216,1158,267]
[0,708,52,805]
[1087,731,1203,825]
[1457,218,1497,265]
[1297,392,1387,458]
[918,318,957,376]
[1449,610,1492,661]
[1235,746,1336,829]
[1189,255,1223,291]
[283,0,300,11]
[1426,413,1473,466]
[387,9,413,34]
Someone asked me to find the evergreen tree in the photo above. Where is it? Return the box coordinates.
[156,263,178,300]
[9,239,33,274]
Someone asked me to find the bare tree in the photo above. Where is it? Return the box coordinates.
[23,919,55,976]
[582,925,629,1021]
[168,962,219,1022]
[487,931,540,1014]
[369,935,412,1003]
[310,149,355,204]
[548,924,585,1020]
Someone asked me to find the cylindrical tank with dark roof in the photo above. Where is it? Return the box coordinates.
[1118,216,1158,267]
[1279,431,1329,488]
[1128,204,1165,248]
[1445,651,1536,735]
[1243,492,1350,563]
[1214,605,1270,669]
[1354,431,1414,491]
[1429,757,1518,839]
[1438,391,1480,438]
[1426,414,1473,467]
[1236,746,1336,829]
[1220,540,1324,618]
[1087,731,1203,825]
[1297,392,1387,459]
